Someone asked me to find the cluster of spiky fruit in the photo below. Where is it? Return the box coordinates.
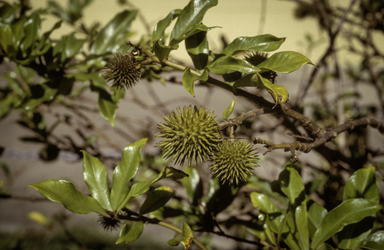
[157,105,221,166]
[244,51,277,83]
[210,139,259,185]
[157,105,259,185]
[104,52,141,89]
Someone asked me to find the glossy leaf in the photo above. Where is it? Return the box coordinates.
[256,51,314,73]
[307,201,328,239]
[360,231,384,250]
[110,138,147,212]
[220,34,286,56]
[250,192,284,233]
[181,167,203,204]
[338,217,375,249]
[97,89,117,126]
[181,223,194,250]
[234,73,288,107]
[169,0,218,45]
[153,40,179,62]
[223,99,235,120]
[21,84,58,110]
[28,179,109,217]
[123,166,188,205]
[343,166,379,203]
[53,32,86,63]
[151,9,181,44]
[0,23,13,54]
[82,151,112,211]
[90,10,137,54]
[20,12,40,52]
[182,67,209,97]
[311,199,382,249]
[279,165,309,250]
[116,221,144,244]
[338,167,379,249]
[185,27,210,71]
[208,55,258,75]
[139,186,175,215]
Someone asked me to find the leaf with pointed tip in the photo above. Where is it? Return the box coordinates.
[208,55,258,75]
[256,51,314,73]
[139,186,175,215]
[110,138,147,212]
[82,151,112,211]
[169,0,218,46]
[97,88,117,127]
[223,99,235,120]
[182,67,209,97]
[220,34,286,56]
[151,9,181,44]
[116,221,144,244]
[90,10,137,55]
[28,179,109,217]
[311,199,382,249]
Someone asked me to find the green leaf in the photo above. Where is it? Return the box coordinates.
[21,84,58,110]
[168,232,183,246]
[182,67,209,97]
[343,166,379,203]
[153,40,179,62]
[90,10,137,55]
[234,73,288,107]
[208,55,258,75]
[220,34,286,56]
[311,199,382,249]
[279,165,309,250]
[169,0,218,46]
[110,138,147,212]
[338,167,379,249]
[20,12,40,52]
[82,151,112,211]
[151,9,181,44]
[307,201,328,239]
[185,26,211,71]
[181,167,203,205]
[53,32,86,63]
[256,51,314,73]
[250,192,284,233]
[124,166,188,203]
[181,223,194,250]
[116,221,144,244]
[28,179,109,217]
[360,231,384,250]
[338,217,375,249]
[223,99,235,120]
[139,186,175,215]
[316,243,337,250]
[0,23,13,54]
[97,89,117,126]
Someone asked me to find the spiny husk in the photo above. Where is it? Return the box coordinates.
[244,52,277,83]
[157,105,221,166]
[210,139,259,185]
[104,52,141,89]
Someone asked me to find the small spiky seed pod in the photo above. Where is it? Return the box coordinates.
[98,214,120,231]
[104,52,141,89]
[210,139,259,185]
[244,52,277,83]
[157,105,221,166]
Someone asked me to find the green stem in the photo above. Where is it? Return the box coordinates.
[157,221,208,250]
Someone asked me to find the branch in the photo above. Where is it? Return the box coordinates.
[254,117,384,162]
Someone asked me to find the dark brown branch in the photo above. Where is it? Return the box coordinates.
[254,117,384,161]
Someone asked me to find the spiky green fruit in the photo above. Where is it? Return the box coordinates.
[104,52,141,89]
[157,106,221,166]
[210,139,259,185]
[244,52,277,83]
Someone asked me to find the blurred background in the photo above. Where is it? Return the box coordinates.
[1,0,383,249]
